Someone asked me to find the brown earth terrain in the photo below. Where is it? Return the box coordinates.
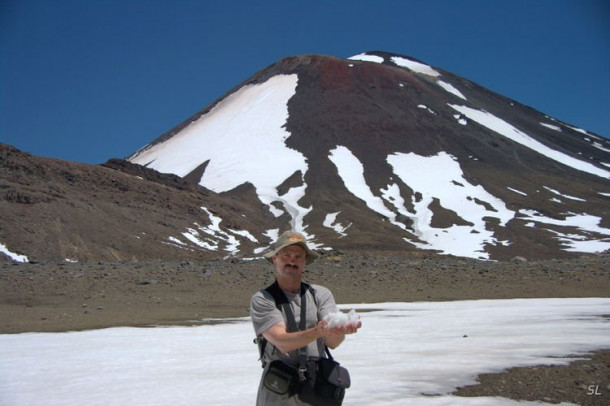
[1,251,609,405]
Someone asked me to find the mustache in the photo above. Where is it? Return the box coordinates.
[283,264,300,270]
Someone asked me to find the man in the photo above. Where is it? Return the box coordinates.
[250,230,361,405]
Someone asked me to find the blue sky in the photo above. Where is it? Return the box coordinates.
[1,0,608,164]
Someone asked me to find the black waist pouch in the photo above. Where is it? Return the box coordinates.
[263,360,300,396]
[313,357,351,405]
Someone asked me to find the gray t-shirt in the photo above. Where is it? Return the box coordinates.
[250,283,338,367]
[251,283,339,405]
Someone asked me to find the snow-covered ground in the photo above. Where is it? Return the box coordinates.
[2,298,609,406]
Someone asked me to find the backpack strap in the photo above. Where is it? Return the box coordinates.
[265,280,316,310]
[255,280,315,374]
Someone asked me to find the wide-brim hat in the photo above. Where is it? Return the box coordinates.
[263,230,319,264]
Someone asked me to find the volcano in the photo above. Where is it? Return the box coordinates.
[2,52,609,262]
[127,51,610,260]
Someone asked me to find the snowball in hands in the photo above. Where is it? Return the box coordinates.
[323,309,360,328]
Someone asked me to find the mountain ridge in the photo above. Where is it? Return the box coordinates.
[2,51,609,262]
[128,51,610,260]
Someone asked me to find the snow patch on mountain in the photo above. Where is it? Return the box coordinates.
[349,53,467,100]
[507,187,527,196]
[167,208,259,256]
[565,125,591,136]
[130,75,304,191]
[348,53,384,64]
[329,146,402,227]
[0,243,28,263]
[453,114,468,125]
[327,146,517,259]
[229,228,258,243]
[323,212,351,237]
[184,208,242,253]
[389,55,441,77]
[387,151,513,259]
[437,80,467,100]
[130,74,316,228]
[519,210,610,253]
[592,141,610,153]
[351,53,469,101]
[449,104,610,179]
[417,104,436,115]
[540,122,562,132]
[543,187,586,202]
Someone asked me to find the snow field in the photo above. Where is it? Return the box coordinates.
[1,298,609,406]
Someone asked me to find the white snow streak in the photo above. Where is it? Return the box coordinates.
[323,212,351,237]
[540,122,562,132]
[543,186,586,202]
[592,141,610,153]
[328,146,398,224]
[437,80,467,100]
[507,187,527,196]
[387,152,514,259]
[519,209,610,253]
[418,104,436,115]
[449,104,610,179]
[0,243,28,263]
[348,53,385,64]
[390,56,441,77]
[177,207,249,254]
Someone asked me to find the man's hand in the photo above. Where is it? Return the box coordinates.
[317,319,362,348]
[319,319,362,335]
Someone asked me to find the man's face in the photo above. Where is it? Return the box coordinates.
[273,245,307,277]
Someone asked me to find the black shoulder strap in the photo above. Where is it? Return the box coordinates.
[265,280,316,309]
[256,280,322,370]
[265,280,289,307]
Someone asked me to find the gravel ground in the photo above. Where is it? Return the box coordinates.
[1,251,609,405]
